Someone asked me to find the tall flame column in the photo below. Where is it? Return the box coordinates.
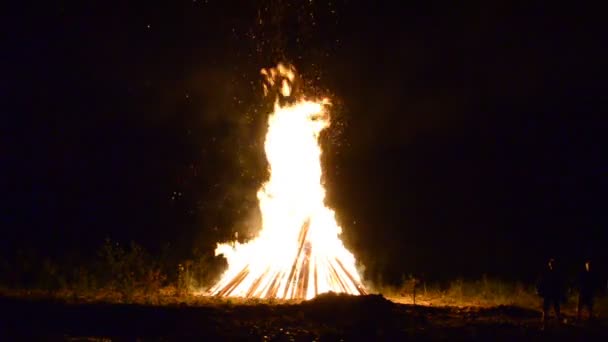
[209,64,366,300]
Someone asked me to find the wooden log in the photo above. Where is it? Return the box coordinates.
[216,266,249,297]
[282,219,310,299]
[335,258,367,295]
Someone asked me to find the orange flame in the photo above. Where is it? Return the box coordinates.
[209,63,365,299]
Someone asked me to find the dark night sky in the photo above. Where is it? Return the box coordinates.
[2,1,606,283]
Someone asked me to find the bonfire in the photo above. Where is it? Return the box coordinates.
[209,63,366,300]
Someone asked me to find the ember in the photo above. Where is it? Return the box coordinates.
[209,63,366,299]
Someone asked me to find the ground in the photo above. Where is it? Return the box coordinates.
[1,293,606,340]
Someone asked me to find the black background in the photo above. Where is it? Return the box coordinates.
[2,1,606,284]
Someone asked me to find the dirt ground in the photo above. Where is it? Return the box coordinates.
[1,293,606,341]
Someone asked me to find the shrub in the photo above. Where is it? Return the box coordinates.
[97,239,165,301]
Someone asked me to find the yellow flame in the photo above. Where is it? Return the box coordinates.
[209,63,365,300]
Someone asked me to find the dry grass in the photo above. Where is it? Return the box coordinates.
[381,278,538,307]
[379,277,608,319]
[2,240,606,319]
[0,286,303,307]
[3,275,607,318]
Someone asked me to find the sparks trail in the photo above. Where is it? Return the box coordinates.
[209,63,366,299]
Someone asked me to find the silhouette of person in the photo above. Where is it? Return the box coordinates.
[577,259,598,321]
[537,258,564,327]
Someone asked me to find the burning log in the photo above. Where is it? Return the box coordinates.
[209,63,366,300]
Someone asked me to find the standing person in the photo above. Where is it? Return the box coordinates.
[577,259,598,321]
[537,258,565,328]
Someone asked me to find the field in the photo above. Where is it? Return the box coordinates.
[2,244,606,340]
[1,292,607,341]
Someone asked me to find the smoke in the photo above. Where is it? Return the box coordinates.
[186,1,349,249]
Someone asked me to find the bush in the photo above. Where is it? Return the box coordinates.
[0,239,225,302]
[97,239,165,301]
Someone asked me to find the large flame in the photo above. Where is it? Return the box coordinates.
[209,63,366,300]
